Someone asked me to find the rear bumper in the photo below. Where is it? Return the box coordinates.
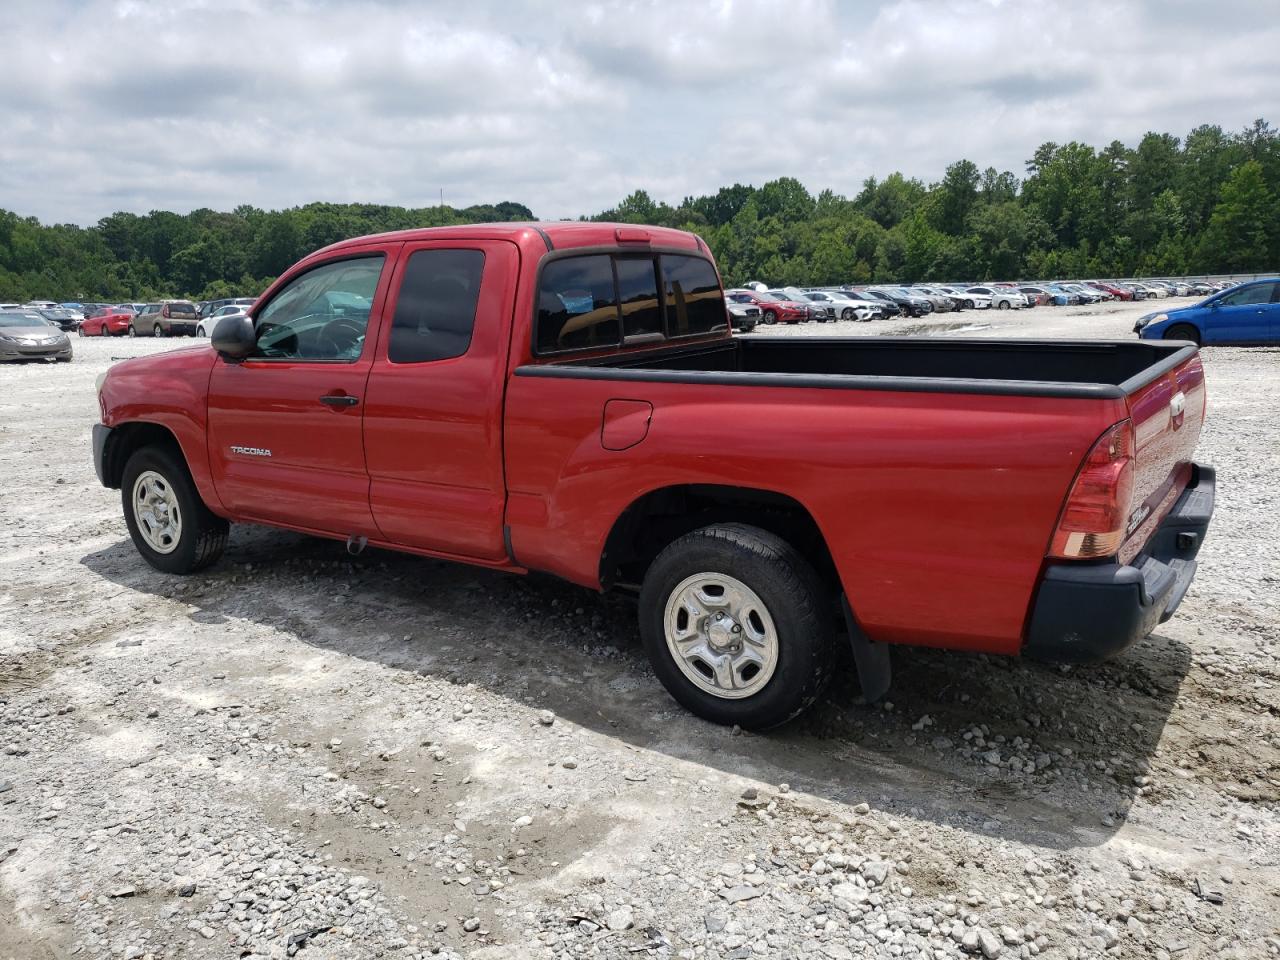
[1023,463,1215,664]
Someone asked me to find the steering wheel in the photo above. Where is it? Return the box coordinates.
[316,319,365,359]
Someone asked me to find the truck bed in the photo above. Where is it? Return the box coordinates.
[522,336,1197,399]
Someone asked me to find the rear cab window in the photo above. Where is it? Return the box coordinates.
[535,250,724,355]
[387,249,485,363]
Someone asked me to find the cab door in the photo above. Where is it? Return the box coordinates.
[362,240,518,561]
[206,246,398,536]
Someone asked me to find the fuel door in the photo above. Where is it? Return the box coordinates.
[601,399,653,451]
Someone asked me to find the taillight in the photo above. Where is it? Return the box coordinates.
[1049,420,1135,559]
[161,305,170,318]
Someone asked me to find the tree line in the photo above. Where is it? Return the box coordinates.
[2,119,1277,301]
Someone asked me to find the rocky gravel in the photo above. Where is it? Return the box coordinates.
[2,303,1278,959]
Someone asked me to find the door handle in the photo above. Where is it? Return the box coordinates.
[319,394,359,407]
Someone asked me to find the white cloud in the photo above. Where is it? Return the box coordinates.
[0,0,1276,225]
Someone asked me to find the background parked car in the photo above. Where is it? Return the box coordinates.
[771,288,828,321]
[838,287,900,317]
[198,296,256,320]
[80,305,134,337]
[725,300,760,333]
[965,285,1023,310]
[0,310,73,362]
[803,290,875,321]
[130,300,199,337]
[33,307,83,332]
[867,287,933,317]
[768,289,829,323]
[196,304,252,337]
[910,286,959,312]
[1135,277,1280,345]
[725,289,809,325]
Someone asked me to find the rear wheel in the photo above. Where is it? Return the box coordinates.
[638,523,835,729]
[121,446,228,574]
[128,325,137,338]
[1164,323,1201,345]
[154,323,164,338]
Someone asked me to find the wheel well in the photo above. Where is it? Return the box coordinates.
[600,485,838,590]
[101,422,183,489]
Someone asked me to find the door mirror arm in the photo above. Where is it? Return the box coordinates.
[211,314,256,361]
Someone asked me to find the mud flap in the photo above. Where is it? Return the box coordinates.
[842,596,891,703]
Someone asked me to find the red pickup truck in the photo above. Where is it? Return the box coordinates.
[93,223,1215,728]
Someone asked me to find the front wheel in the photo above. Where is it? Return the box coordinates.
[121,446,229,574]
[996,300,1010,310]
[841,308,854,320]
[763,310,776,324]
[77,326,85,337]
[638,523,835,729]
[1164,323,1201,346]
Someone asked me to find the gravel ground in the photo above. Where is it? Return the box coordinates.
[1,301,1277,960]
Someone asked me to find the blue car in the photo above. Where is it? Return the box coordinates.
[1135,278,1280,345]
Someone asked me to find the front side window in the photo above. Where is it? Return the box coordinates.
[536,255,620,353]
[1220,283,1275,307]
[388,249,485,363]
[253,255,384,361]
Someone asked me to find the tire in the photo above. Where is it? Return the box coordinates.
[128,325,137,338]
[964,299,974,309]
[638,523,835,729]
[1164,323,1201,346]
[841,308,854,321]
[763,310,776,325]
[77,326,85,337]
[154,323,164,338]
[121,445,229,575]
[996,300,1010,310]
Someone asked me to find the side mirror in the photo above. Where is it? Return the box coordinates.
[211,313,255,360]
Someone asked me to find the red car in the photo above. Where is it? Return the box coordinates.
[1089,281,1133,301]
[726,289,808,324]
[80,306,133,337]
[91,222,1214,729]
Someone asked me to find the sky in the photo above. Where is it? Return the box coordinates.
[2,0,1278,226]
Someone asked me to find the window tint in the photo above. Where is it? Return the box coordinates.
[388,249,485,363]
[1221,283,1274,306]
[536,255,620,353]
[661,255,724,337]
[253,255,384,361]
[615,257,663,340]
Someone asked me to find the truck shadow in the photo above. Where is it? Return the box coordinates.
[81,525,1194,852]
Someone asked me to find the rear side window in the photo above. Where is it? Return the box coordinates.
[388,249,485,363]
[662,254,725,337]
[615,257,663,339]
[536,255,621,353]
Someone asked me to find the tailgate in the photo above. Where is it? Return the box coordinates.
[1119,350,1206,565]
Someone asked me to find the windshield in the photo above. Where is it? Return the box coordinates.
[0,313,51,327]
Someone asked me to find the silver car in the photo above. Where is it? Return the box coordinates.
[0,311,73,362]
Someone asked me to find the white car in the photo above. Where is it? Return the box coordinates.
[938,286,992,309]
[196,305,249,337]
[965,286,1024,310]
[803,290,875,321]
